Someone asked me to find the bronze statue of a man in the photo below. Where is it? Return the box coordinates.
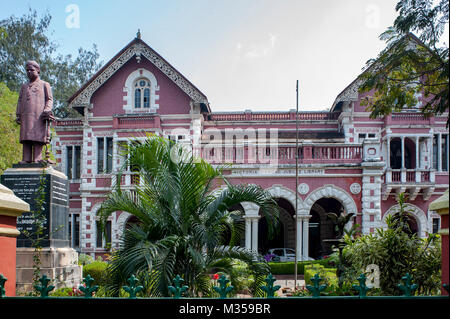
[16,61,54,164]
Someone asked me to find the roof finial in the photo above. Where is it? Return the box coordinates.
[136,29,141,39]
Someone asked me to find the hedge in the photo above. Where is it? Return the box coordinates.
[82,261,108,287]
[268,259,333,275]
[304,264,338,287]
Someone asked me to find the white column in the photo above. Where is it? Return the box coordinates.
[386,136,391,168]
[415,136,419,169]
[438,133,442,172]
[295,215,303,261]
[302,216,310,260]
[429,136,433,169]
[401,136,405,169]
[415,136,421,182]
[251,217,259,253]
[245,217,252,250]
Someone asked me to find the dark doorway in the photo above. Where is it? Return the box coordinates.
[390,138,414,169]
[258,198,295,255]
[309,198,344,259]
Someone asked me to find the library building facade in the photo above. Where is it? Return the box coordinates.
[52,35,449,260]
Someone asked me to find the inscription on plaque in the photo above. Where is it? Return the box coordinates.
[1,171,69,247]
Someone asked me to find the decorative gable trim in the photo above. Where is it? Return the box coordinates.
[68,39,208,110]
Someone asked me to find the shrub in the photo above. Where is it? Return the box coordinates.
[82,261,108,287]
[304,264,338,287]
[268,259,333,275]
[50,287,74,297]
[78,253,94,266]
[343,221,441,295]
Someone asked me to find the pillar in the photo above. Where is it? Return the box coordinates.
[251,217,259,253]
[415,136,419,169]
[0,184,30,297]
[245,218,252,250]
[386,136,391,168]
[241,202,260,253]
[438,133,442,171]
[429,136,433,169]
[302,216,310,260]
[295,215,303,261]
[401,136,405,169]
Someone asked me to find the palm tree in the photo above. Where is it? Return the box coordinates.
[97,135,279,297]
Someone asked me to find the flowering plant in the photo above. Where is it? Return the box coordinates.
[264,253,276,262]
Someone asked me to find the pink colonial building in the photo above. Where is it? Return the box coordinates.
[52,34,449,260]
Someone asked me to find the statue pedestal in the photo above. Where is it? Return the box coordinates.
[1,165,82,293]
[15,247,82,293]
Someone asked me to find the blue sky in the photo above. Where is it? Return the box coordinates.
[1,0,429,112]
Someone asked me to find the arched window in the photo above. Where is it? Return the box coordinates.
[134,79,151,108]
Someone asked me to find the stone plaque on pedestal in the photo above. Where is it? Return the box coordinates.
[1,165,69,248]
[0,165,81,292]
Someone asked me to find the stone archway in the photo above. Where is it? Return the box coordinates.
[303,185,358,219]
[382,203,428,238]
[266,185,302,213]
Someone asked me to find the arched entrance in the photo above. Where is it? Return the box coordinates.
[383,203,427,237]
[309,198,344,259]
[258,198,295,254]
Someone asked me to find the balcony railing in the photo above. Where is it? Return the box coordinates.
[113,115,160,129]
[201,144,362,165]
[385,169,434,183]
[208,112,340,122]
[53,119,83,126]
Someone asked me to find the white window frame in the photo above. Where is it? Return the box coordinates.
[123,68,159,113]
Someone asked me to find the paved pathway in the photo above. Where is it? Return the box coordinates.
[274,275,305,297]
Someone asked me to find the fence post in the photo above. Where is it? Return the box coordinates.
[168,275,188,299]
[34,275,55,298]
[123,274,143,299]
[352,273,370,298]
[305,273,327,297]
[398,273,418,297]
[213,275,234,299]
[79,274,99,298]
[260,274,281,298]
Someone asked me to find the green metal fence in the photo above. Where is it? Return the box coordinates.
[0,272,448,299]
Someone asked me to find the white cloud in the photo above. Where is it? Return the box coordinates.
[238,33,277,59]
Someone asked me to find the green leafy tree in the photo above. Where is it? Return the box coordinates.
[0,82,21,174]
[358,0,449,126]
[342,193,441,295]
[0,9,102,118]
[97,135,280,297]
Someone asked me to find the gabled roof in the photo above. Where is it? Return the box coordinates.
[330,33,431,112]
[68,36,210,115]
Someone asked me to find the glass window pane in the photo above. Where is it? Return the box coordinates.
[75,146,81,179]
[442,135,448,171]
[143,88,150,108]
[74,215,80,247]
[97,138,104,173]
[135,89,141,108]
[106,137,113,173]
[106,220,112,245]
[432,218,440,234]
[67,146,73,179]
[96,221,103,247]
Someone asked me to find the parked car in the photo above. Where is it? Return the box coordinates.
[267,248,315,262]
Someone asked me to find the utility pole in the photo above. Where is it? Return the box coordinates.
[294,80,299,290]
